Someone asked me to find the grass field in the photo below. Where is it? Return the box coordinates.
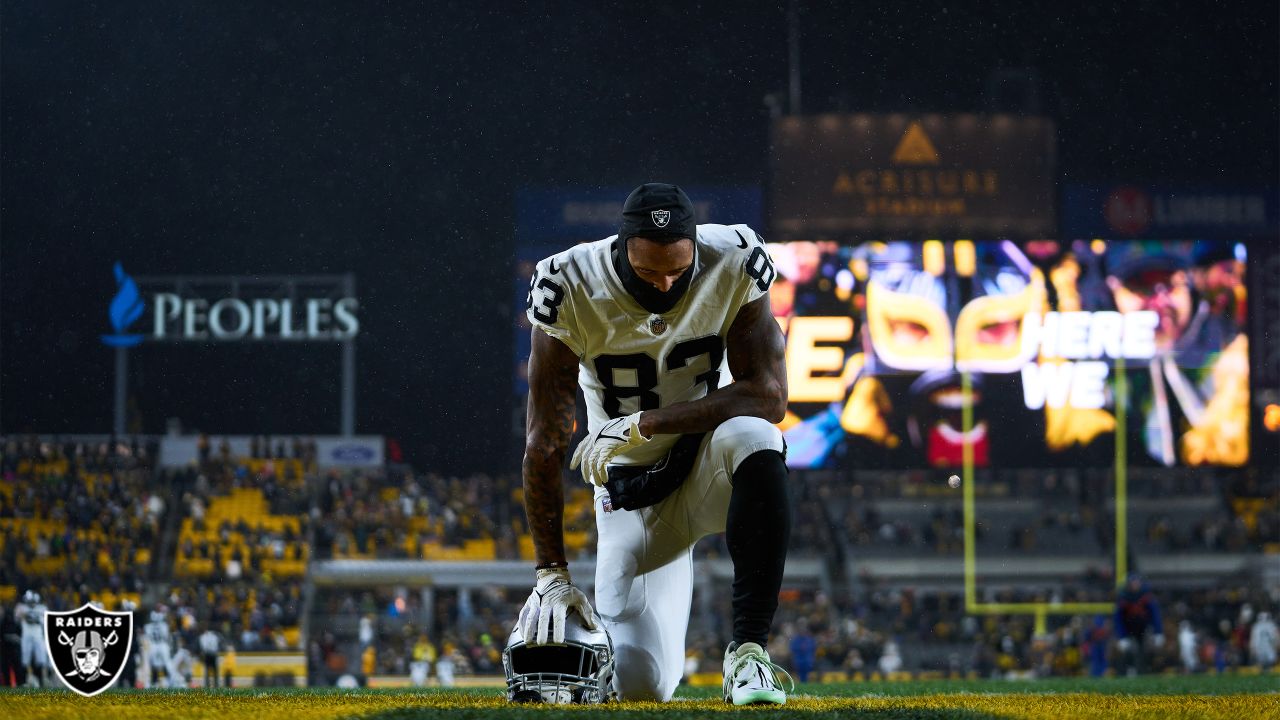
[6,675,1277,719]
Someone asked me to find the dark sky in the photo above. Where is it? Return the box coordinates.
[2,1,1276,472]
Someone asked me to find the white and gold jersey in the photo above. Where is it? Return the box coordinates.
[527,223,776,465]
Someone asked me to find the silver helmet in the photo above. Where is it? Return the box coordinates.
[502,615,616,704]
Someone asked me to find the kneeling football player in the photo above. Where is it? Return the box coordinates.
[517,183,793,704]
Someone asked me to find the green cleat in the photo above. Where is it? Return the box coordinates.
[722,641,794,706]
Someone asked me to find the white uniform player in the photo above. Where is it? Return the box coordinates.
[519,184,793,705]
[145,611,182,687]
[17,591,48,686]
[530,223,776,461]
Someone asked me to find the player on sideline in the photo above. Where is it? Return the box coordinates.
[519,183,793,704]
[144,607,183,688]
[17,590,48,687]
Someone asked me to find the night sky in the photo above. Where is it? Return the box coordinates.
[2,1,1276,472]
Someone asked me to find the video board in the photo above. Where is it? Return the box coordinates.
[769,239,1248,469]
[514,238,1249,470]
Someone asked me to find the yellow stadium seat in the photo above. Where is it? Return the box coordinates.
[463,538,496,559]
[563,531,589,553]
[518,534,535,561]
[261,559,306,577]
[179,558,216,578]
[20,557,67,575]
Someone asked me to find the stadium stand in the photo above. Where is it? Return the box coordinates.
[0,437,157,615]
[2,434,1274,688]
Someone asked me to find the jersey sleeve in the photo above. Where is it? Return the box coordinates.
[730,224,776,306]
[525,254,584,356]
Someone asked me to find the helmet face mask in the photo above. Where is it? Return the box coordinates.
[503,620,617,704]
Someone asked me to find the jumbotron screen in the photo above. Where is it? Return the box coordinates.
[514,239,1249,470]
[768,239,1248,469]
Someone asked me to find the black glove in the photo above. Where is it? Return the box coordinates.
[603,432,707,511]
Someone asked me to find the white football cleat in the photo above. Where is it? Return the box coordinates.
[722,641,793,706]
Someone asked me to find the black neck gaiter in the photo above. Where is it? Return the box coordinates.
[612,239,695,315]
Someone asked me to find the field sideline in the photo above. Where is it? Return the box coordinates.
[6,675,1277,720]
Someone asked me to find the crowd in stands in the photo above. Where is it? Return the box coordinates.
[2,431,1274,690]
[309,585,521,683]
[312,469,516,561]
[163,577,304,653]
[0,437,160,613]
[753,582,1279,679]
[166,438,313,654]
[310,577,1277,684]
[824,467,1276,557]
[306,464,874,566]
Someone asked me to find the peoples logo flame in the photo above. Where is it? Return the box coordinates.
[101,262,146,347]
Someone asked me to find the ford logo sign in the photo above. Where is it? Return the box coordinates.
[330,445,377,462]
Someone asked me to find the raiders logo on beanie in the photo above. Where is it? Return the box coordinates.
[618,183,697,243]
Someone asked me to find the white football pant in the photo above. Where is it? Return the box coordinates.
[593,416,784,701]
[149,642,183,687]
[21,631,47,669]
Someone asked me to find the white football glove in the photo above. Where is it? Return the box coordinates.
[518,567,598,646]
[569,411,651,486]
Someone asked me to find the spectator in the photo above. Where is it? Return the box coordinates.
[409,634,435,687]
[0,605,20,687]
[436,642,457,687]
[1114,574,1164,676]
[1178,621,1198,673]
[198,627,221,688]
[878,639,903,675]
[1085,616,1109,677]
[1249,612,1278,670]
[789,620,817,683]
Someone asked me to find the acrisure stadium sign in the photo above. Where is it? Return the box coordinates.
[101,263,359,347]
[771,113,1056,238]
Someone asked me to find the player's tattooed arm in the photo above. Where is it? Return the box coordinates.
[522,328,580,566]
[638,294,787,436]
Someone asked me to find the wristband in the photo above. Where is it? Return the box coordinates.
[535,560,569,571]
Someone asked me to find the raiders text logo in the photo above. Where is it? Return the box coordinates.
[44,603,134,697]
[650,209,671,228]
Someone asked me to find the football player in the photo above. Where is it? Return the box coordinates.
[520,183,793,704]
[144,607,183,688]
[17,590,48,687]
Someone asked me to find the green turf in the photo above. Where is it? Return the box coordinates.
[5,674,1276,720]
[363,707,1003,720]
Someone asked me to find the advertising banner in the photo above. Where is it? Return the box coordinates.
[100,270,359,347]
[1062,185,1278,239]
[314,436,385,468]
[771,114,1056,238]
[159,435,384,468]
